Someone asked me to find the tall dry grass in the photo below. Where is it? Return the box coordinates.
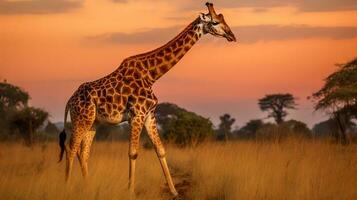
[171,140,357,200]
[0,139,356,200]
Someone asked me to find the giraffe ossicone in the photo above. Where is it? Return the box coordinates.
[58,2,236,197]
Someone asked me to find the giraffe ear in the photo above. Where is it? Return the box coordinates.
[199,13,211,22]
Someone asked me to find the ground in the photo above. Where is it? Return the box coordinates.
[0,140,357,200]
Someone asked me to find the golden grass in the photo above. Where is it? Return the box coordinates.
[0,140,357,200]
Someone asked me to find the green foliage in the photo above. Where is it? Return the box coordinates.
[0,81,30,135]
[0,81,29,112]
[0,81,49,145]
[11,107,49,145]
[281,120,311,137]
[95,123,130,141]
[312,58,357,144]
[312,58,357,115]
[236,119,265,139]
[258,93,297,124]
[216,114,235,141]
[156,103,214,147]
[155,103,185,124]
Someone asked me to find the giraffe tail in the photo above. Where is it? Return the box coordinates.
[58,102,69,163]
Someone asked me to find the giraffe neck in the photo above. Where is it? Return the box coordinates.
[122,17,204,84]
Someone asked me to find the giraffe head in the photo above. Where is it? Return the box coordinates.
[199,2,236,42]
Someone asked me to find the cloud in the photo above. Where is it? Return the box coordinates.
[233,25,357,43]
[295,0,357,12]
[111,0,357,12]
[111,0,127,2]
[88,25,357,44]
[0,0,83,15]
[211,0,357,12]
[88,26,180,44]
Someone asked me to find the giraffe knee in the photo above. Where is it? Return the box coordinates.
[129,152,138,160]
[129,148,139,160]
[156,147,166,158]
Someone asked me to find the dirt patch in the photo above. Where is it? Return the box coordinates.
[162,166,193,200]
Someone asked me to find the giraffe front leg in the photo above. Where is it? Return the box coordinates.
[128,115,145,195]
[144,113,178,197]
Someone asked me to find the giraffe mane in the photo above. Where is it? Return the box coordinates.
[124,17,200,61]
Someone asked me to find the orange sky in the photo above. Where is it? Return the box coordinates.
[1,0,357,127]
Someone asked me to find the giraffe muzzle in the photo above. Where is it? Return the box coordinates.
[224,28,236,42]
[226,32,237,42]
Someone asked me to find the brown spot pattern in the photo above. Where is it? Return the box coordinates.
[63,18,203,191]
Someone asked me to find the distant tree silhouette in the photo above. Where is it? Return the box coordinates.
[312,119,337,138]
[95,123,130,141]
[254,120,310,142]
[258,93,297,124]
[236,119,310,141]
[282,119,311,137]
[236,119,265,139]
[312,58,357,144]
[216,114,235,141]
[312,119,355,139]
[44,121,59,135]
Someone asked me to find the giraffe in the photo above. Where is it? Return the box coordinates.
[58,2,236,197]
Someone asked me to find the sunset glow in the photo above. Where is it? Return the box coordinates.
[1,0,357,126]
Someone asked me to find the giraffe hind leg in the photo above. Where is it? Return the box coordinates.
[65,123,93,182]
[77,130,96,178]
[128,115,145,195]
[66,128,82,182]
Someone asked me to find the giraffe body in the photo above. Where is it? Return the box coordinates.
[59,2,236,197]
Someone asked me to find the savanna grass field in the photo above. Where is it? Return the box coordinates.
[1,139,357,200]
[2,0,357,200]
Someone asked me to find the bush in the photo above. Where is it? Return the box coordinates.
[255,120,312,142]
[157,103,215,147]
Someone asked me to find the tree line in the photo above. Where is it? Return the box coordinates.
[0,58,356,146]
[218,58,357,144]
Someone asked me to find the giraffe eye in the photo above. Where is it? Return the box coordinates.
[211,22,219,26]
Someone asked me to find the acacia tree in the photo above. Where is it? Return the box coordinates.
[258,93,297,124]
[0,81,30,135]
[0,81,29,123]
[312,58,357,144]
[0,81,48,145]
[0,80,29,111]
